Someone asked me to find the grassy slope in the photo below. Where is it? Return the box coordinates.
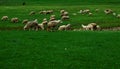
[0,31,120,69]
[0,5,120,29]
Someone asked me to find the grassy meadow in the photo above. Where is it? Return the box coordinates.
[0,0,120,69]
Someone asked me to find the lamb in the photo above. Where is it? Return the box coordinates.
[1,16,8,21]
[61,11,69,16]
[47,20,62,31]
[39,10,53,15]
[23,19,38,31]
[60,10,65,14]
[29,11,35,15]
[11,17,19,23]
[61,16,69,20]
[117,14,120,18]
[113,13,117,16]
[49,15,56,21]
[88,12,93,16]
[38,18,48,30]
[104,9,113,14]
[95,9,99,12]
[81,23,97,31]
[22,19,28,24]
[58,24,71,31]
[39,10,47,14]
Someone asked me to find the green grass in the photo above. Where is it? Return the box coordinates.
[0,5,120,30]
[0,31,120,69]
[0,0,120,69]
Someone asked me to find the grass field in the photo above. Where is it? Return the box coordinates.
[0,0,120,69]
[0,31,120,69]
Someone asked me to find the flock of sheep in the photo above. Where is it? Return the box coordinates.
[1,8,120,31]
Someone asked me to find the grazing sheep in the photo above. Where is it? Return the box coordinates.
[29,11,35,15]
[117,14,120,18]
[96,25,101,30]
[104,9,113,14]
[47,20,62,31]
[58,24,71,31]
[39,10,53,15]
[113,13,117,16]
[81,23,97,31]
[95,9,99,12]
[39,10,47,14]
[49,15,56,21]
[22,19,28,24]
[61,11,69,16]
[61,16,69,20]
[72,13,77,15]
[83,9,90,14]
[78,10,83,13]
[88,12,93,16]
[38,18,48,30]
[46,10,53,14]
[60,10,65,14]
[11,17,19,23]
[23,19,38,31]
[1,16,8,21]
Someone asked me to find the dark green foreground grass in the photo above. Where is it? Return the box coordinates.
[0,31,120,69]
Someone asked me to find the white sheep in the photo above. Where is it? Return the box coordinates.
[29,11,35,15]
[61,16,69,20]
[60,10,65,14]
[1,16,8,21]
[38,18,48,30]
[81,23,97,31]
[95,9,99,12]
[117,14,120,18]
[58,24,71,31]
[22,19,28,24]
[24,19,38,31]
[113,13,117,16]
[11,17,19,23]
[61,11,69,16]
[49,15,56,21]
[104,9,113,14]
[47,20,62,31]
[88,12,93,16]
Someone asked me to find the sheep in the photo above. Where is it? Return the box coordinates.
[38,18,48,30]
[11,17,19,23]
[58,24,71,31]
[95,9,99,12]
[117,14,120,18]
[96,25,101,30]
[46,10,53,14]
[47,20,62,31]
[23,19,38,31]
[39,10,47,14]
[29,11,35,15]
[1,16,8,21]
[60,10,65,14]
[88,12,93,16]
[22,19,28,24]
[82,9,90,14]
[72,13,77,15]
[113,13,117,16]
[39,10,53,15]
[81,23,97,31]
[49,15,56,21]
[78,10,83,13]
[104,9,113,14]
[61,11,69,16]
[61,16,69,20]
